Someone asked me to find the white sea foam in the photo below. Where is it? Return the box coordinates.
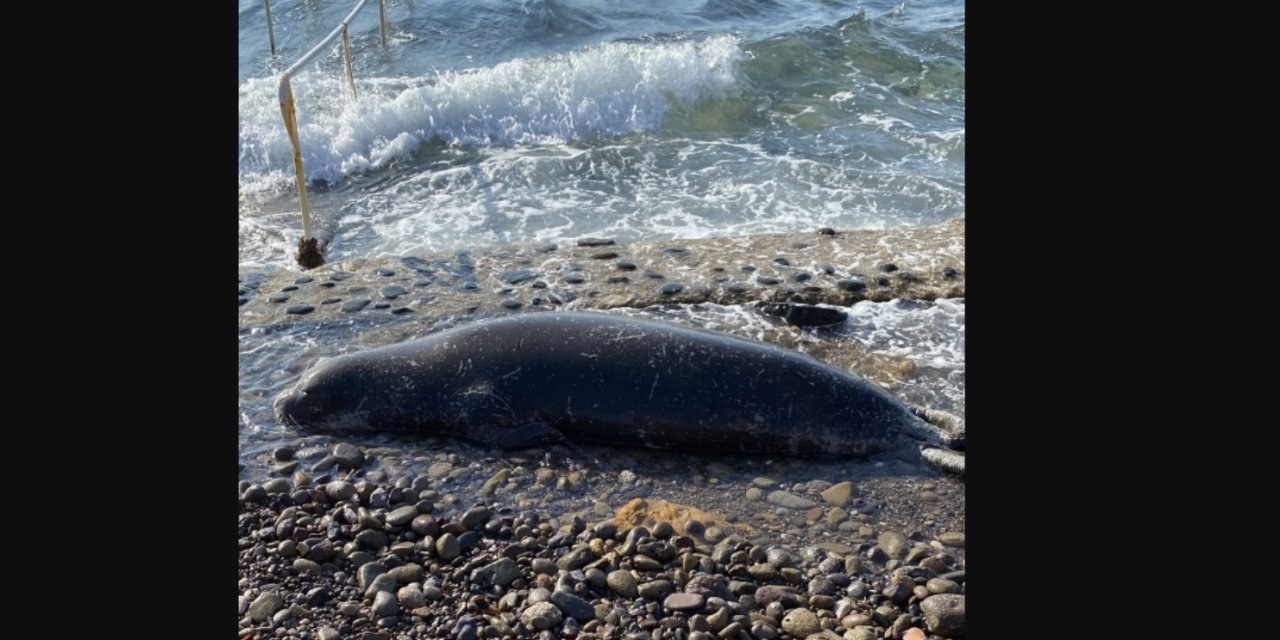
[238,35,744,193]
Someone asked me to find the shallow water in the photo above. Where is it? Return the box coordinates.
[238,0,963,269]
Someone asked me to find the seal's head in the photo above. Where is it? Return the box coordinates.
[273,358,360,430]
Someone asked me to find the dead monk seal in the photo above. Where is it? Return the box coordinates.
[274,311,962,468]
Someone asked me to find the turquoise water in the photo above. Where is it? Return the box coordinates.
[238,0,963,270]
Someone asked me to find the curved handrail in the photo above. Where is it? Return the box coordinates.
[274,0,389,268]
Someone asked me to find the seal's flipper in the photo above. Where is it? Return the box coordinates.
[921,446,965,476]
[909,405,965,450]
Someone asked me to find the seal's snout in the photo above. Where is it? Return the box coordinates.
[274,387,317,426]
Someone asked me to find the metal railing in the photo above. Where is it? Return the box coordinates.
[271,0,390,268]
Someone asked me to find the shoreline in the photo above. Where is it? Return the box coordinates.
[239,219,964,327]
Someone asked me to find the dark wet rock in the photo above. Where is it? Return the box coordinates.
[318,281,335,288]
[642,269,664,279]
[817,263,836,274]
[380,285,407,299]
[920,594,964,636]
[791,272,812,282]
[875,275,891,287]
[664,593,705,612]
[757,302,846,327]
[333,443,365,469]
[376,268,396,277]
[943,267,959,278]
[357,563,388,590]
[773,257,791,266]
[726,283,748,294]
[281,285,299,292]
[239,297,248,305]
[295,275,314,284]
[535,243,558,253]
[321,297,341,304]
[757,276,780,285]
[615,260,637,271]
[878,262,897,272]
[659,283,684,295]
[386,505,418,527]
[325,481,356,501]
[499,269,539,284]
[577,237,615,247]
[374,302,391,309]
[286,304,315,315]
[413,279,433,287]
[356,529,389,550]
[341,299,370,313]
[835,278,867,292]
[268,294,290,303]
[590,251,619,260]
[390,307,414,315]
[502,299,522,309]
[329,271,354,281]
[817,227,836,235]
[606,276,629,284]
[563,274,586,284]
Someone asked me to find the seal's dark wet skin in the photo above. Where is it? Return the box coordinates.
[276,311,951,459]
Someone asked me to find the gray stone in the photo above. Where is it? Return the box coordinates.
[386,505,419,527]
[820,482,855,507]
[780,608,820,638]
[521,601,564,631]
[550,590,595,621]
[845,627,877,640]
[292,558,321,576]
[607,570,638,598]
[317,627,339,640]
[436,533,461,561]
[663,593,704,611]
[357,563,387,589]
[388,564,424,584]
[472,557,520,588]
[356,529,389,550]
[877,532,908,559]
[766,491,817,510]
[365,574,397,597]
[341,299,371,313]
[532,558,556,575]
[286,304,315,315]
[372,591,397,618]
[248,590,282,623]
[397,584,426,609]
[751,621,777,639]
[920,594,964,637]
[938,532,965,548]
[460,506,492,530]
[637,580,675,600]
[557,546,593,571]
[333,443,365,469]
[262,478,290,494]
[926,578,960,595]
